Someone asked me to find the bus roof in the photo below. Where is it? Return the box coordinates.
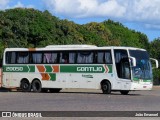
[4,45,146,52]
[46,45,97,48]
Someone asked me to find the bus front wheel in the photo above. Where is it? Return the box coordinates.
[31,80,42,93]
[101,81,111,94]
[20,80,31,92]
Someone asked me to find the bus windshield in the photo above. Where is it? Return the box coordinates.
[129,50,152,80]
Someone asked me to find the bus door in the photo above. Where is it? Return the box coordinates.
[114,50,131,90]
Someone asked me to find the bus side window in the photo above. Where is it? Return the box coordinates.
[6,52,16,64]
[97,52,104,63]
[51,53,58,63]
[77,52,93,64]
[69,52,76,64]
[97,51,112,64]
[104,51,112,64]
[43,53,58,64]
[17,52,29,64]
[5,52,10,64]
[32,52,42,64]
[60,53,69,64]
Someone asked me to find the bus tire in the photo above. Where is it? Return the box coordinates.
[49,88,61,93]
[120,90,129,95]
[101,81,111,94]
[31,79,42,93]
[20,80,31,92]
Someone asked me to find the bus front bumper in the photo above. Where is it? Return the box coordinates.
[130,82,153,90]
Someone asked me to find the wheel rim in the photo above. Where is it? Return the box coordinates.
[21,80,31,92]
[103,84,108,91]
[23,83,29,89]
[101,81,111,94]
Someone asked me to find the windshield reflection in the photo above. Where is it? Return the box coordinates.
[129,50,152,80]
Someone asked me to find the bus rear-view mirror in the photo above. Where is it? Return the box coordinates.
[129,57,136,67]
[150,58,159,69]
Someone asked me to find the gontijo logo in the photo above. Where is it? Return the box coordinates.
[77,67,102,72]
[60,65,112,73]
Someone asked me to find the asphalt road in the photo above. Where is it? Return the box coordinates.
[0,87,160,120]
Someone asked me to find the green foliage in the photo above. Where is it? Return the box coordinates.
[0,8,160,84]
[153,69,160,85]
[0,8,151,50]
[0,8,59,48]
[103,20,150,49]
[150,38,160,59]
[150,38,160,85]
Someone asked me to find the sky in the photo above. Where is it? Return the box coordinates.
[0,0,160,41]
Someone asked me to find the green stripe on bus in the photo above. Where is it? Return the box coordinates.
[49,73,56,81]
[133,77,152,82]
[60,65,112,73]
[29,66,35,72]
[143,80,152,82]
[45,65,52,72]
[107,65,112,73]
[3,65,35,72]
[3,64,112,73]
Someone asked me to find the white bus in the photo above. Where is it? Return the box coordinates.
[1,45,158,94]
